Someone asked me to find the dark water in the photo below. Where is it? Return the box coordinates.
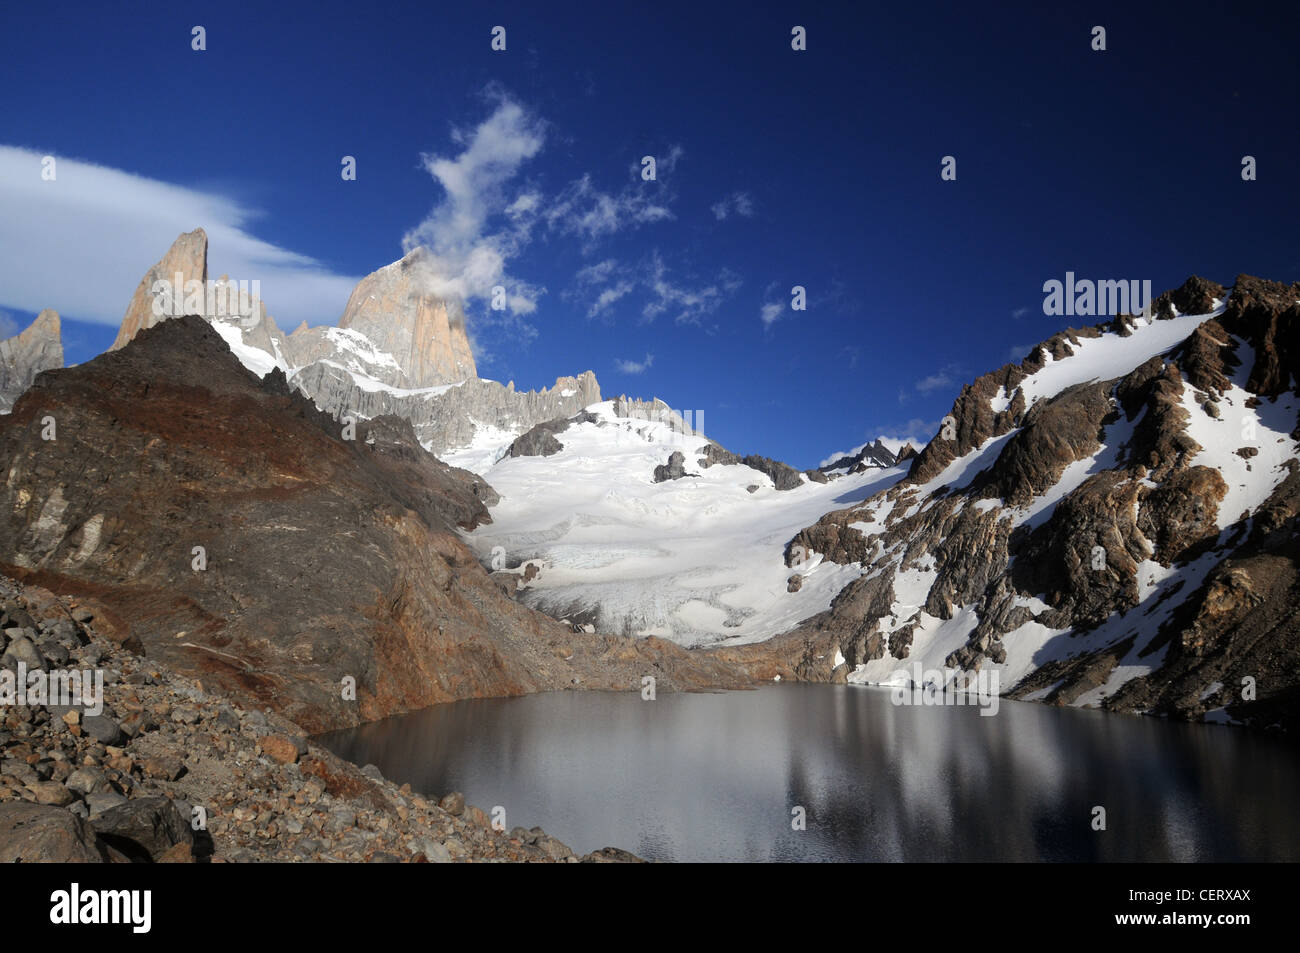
[316,684,1299,862]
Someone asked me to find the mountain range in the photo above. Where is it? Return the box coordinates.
[2,230,1296,733]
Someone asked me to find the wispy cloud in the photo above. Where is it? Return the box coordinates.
[914,370,957,394]
[572,252,739,326]
[711,191,755,221]
[629,145,684,179]
[911,361,965,396]
[819,423,935,467]
[1011,306,1030,319]
[885,418,940,448]
[615,352,655,374]
[760,301,784,328]
[402,95,548,314]
[0,145,359,328]
[644,253,733,326]
[574,259,618,287]
[545,173,674,243]
[588,280,636,318]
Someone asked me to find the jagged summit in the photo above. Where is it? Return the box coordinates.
[819,438,904,474]
[337,246,477,387]
[0,309,63,413]
[106,230,475,387]
[110,227,208,351]
[93,231,600,458]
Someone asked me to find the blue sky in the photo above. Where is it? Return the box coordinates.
[1,1,1296,467]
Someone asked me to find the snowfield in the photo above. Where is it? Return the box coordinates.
[457,401,909,647]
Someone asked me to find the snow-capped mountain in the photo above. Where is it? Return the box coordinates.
[711,275,1298,731]
[819,438,917,475]
[110,230,602,456]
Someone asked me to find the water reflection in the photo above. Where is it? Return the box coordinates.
[316,684,1299,862]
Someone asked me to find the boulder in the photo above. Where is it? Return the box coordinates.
[90,796,193,861]
[0,802,114,862]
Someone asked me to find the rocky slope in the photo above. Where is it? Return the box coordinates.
[0,314,749,734]
[714,276,1299,732]
[0,309,62,414]
[0,576,638,862]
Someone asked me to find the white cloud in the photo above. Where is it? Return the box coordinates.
[886,419,940,448]
[913,363,965,395]
[0,145,359,328]
[402,97,548,313]
[574,258,619,287]
[589,280,636,318]
[545,173,674,242]
[615,352,654,374]
[1011,306,1030,319]
[818,430,931,468]
[760,301,784,328]
[659,145,685,175]
[505,191,542,217]
[631,145,684,179]
[711,191,755,221]
[574,252,735,326]
[643,253,727,326]
[914,371,956,394]
[875,433,924,454]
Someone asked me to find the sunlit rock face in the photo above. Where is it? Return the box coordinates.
[0,309,62,413]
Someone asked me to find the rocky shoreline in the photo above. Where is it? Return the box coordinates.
[0,575,639,863]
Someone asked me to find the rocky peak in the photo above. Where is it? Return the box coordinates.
[0,309,63,413]
[1150,275,1227,320]
[820,438,900,473]
[337,247,477,387]
[1216,274,1300,398]
[110,228,208,350]
[731,272,1300,732]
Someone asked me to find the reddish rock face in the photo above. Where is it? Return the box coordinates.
[0,315,747,732]
[337,248,478,386]
[110,228,209,351]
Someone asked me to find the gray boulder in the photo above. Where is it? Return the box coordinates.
[0,802,113,862]
[90,796,194,860]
